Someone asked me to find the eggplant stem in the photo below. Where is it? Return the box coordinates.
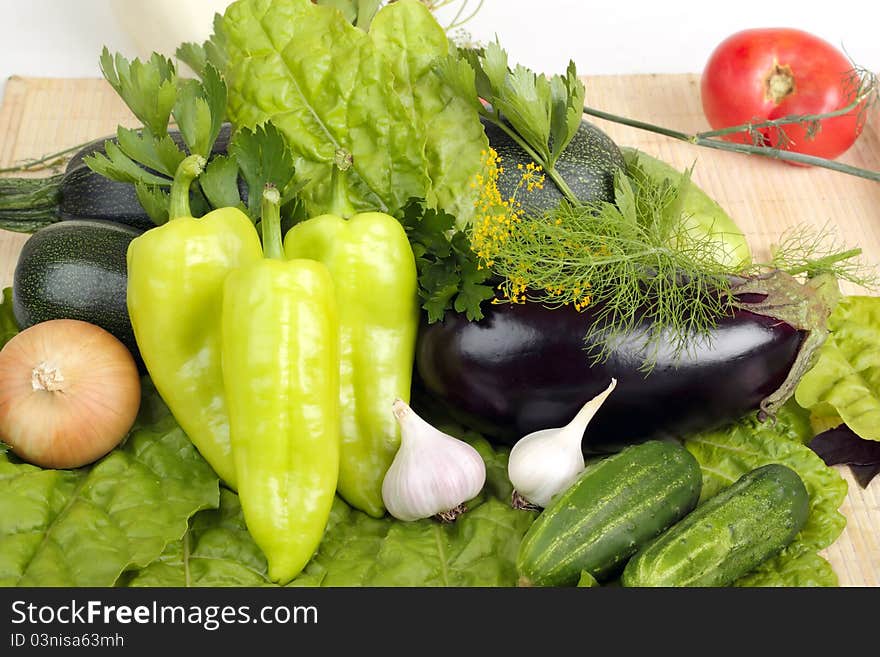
[732,271,837,420]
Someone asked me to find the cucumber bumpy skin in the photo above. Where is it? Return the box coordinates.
[516,440,703,587]
[621,463,809,587]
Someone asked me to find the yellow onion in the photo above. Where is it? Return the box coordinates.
[0,319,141,468]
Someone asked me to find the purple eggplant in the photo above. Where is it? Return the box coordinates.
[415,300,803,452]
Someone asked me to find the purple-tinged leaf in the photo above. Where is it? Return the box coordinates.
[809,424,880,488]
[850,464,880,489]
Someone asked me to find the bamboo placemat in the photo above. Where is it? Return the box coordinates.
[0,75,877,586]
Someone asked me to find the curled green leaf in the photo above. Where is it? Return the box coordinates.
[796,295,880,441]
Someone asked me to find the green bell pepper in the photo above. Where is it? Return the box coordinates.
[222,186,340,584]
[126,154,262,488]
[284,211,418,518]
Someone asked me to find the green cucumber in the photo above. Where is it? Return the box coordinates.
[621,464,809,587]
[517,440,702,586]
[483,118,626,211]
[12,220,142,362]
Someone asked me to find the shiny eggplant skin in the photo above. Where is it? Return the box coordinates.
[415,301,803,452]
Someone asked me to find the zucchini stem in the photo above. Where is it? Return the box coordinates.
[0,174,64,232]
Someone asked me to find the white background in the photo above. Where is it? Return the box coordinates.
[0,0,878,102]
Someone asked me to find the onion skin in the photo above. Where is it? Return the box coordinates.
[415,301,803,452]
[0,319,141,468]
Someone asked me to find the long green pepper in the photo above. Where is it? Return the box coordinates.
[222,185,340,584]
[126,155,262,488]
[284,211,418,518]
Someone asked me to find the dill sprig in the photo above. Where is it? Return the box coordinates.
[478,164,737,364]
[761,221,880,288]
[474,155,876,369]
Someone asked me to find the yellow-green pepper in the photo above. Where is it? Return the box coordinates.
[222,185,339,584]
[126,154,262,488]
[284,212,418,518]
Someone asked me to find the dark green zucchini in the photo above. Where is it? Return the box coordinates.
[621,464,809,587]
[13,221,141,362]
[483,117,625,211]
[0,124,235,234]
[516,441,703,586]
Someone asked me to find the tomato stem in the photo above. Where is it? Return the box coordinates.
[764,63,796,105]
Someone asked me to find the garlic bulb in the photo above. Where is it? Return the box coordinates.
[382,399,487,522]
[508,379,617,508]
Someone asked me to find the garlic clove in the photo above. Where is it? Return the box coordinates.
[382,399,487,522]
[508,379,617,508]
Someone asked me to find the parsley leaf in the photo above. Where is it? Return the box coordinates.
[88,50,235,222]
[441,41,586,203]
[176,13,229,79]
[173,65,227,159]
[134,183,170,225]
[116,126,183,177]
[84,141,172,187]
[229,123,304,223]
[398,198,494,323]
[199,155,243,212]
[99,47,177,137]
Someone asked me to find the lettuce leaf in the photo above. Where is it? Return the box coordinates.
[685,404,848,587]
[735,551,838,587]
[220,0,485,221]
[128,437,536,587]
[795,295,880,441]
[123,488,271,587]
[0,380,219,586]
[369,1,486,223]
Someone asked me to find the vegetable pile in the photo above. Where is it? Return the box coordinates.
[0,0,877,588]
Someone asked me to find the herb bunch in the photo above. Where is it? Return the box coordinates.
[476,157,876,367]
[479,162,736,364]
[398,198,493,323]
[84,49,300,226]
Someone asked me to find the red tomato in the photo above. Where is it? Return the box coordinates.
[701,28,864,161]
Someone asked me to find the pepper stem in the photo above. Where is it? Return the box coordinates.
[168,154,206,220]
[261,184,284,260]
[328,148,358,219]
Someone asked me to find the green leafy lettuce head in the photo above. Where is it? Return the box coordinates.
[218,0,487,222]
